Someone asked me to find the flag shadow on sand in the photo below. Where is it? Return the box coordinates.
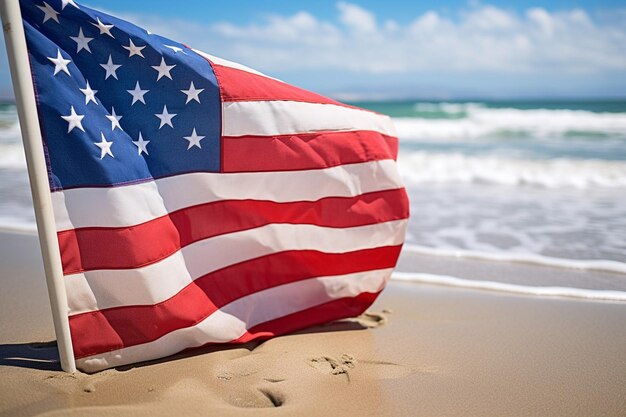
[0,341,61,371]
[0,312,387,372]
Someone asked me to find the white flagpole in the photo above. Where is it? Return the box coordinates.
[1,0,76,372]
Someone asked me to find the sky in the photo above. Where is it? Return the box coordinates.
[1,0,626,100]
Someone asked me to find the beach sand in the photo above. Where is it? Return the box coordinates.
[1,230,625,416]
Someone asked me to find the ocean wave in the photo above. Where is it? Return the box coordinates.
[0,143,26,169]
[403,244,626,275]
[0,121,21,141]
[397,151,626,188]
[391,272,626,302]
[413,101,484,113]
[411,101,484,118]
[0,221,37,234]
[393,107,626,140]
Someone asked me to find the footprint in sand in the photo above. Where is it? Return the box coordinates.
[307,353,421,381]
[219,385,285,408]
[212,310,422,408]
[307,354,356,381]
[214,355,287,409]
[346,310,391,328]
[215,354,421,408]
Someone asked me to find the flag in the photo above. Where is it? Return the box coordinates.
[18,0,409,372]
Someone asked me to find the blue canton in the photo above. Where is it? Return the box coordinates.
[20,0,222,190]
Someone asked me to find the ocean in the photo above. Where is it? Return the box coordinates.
[1,99,626,295]
[350,99,626,266]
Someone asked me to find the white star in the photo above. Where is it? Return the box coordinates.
[36,2,59,24]
[122,39,146,58]
[151,57,176,81]
[155,105,176,129]
[100,55,121,80]
[164,45,185,54]
[47,49,71,76]
[95,132,113,159]
[106,107,123,131]
[183,128,205,150]
[70,28,93,53]
[127,81,148,105]
[80,81,98,105]
[91,17,114,38]
[132,132,150,156]
[61,106,85,133]
[181,81,204,104]
[61,0,79,9]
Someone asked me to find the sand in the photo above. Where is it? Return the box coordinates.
[1,230,626,416]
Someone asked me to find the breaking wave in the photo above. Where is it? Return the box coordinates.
[0,143,26,169]
[391,272,626,302]
[393,106,626,140]
[397,151,626,188]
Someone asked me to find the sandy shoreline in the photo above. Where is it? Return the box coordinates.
[1,230,626,416]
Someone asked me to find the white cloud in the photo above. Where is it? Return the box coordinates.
[526,8,554,37]
[337,2,377,32]
[462,5,519,31]
[120,2,626,75]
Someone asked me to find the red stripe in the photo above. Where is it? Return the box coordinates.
[59,188,409,274]
[223,131,398,173]
[233,291,380,343]
[70,246,401,358]
[179,292,379,358]
[212,63,344,106]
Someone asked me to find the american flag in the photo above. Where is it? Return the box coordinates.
[20,0,409,372]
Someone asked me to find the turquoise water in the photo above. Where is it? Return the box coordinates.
[350,99,626,161]
[351,99,626,118]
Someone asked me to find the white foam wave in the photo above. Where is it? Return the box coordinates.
[403,244,626,275]
[0,121,21,141]
[0,143,26,169]
[394,107,626,140]
[413,101,484,114]
[397,151,626,188]
[0,217,37,233]
[391,272,626,302]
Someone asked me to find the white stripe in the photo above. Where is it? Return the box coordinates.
[76,267,392,372]
[192,48,278,79]
[66,219,407,315]
[222,101,396,137]
[392,272,626,302]
[52,160,402,231]
[192,50,395,137]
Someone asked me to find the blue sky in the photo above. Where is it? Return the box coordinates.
[82,0,626,25]
[1,0,626,99]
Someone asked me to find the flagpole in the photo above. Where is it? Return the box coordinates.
[1,0,76,373]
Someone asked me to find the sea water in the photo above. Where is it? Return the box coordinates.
[0,103,34,230]
[350,100,626,265]
[1,100,626,296]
